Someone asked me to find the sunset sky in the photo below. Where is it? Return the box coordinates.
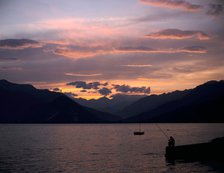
[0,0,224,99]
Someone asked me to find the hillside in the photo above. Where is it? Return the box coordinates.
[124,80,224,122]
[0,79,120,123]
[118,90,189,118]
[74,94,145,115]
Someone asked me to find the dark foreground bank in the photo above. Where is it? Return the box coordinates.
[165,137,224,163]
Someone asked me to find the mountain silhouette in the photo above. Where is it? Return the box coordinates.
[1,79,223,123]
[118,90,189,118]
[123,80,224,122]
[74,94,145,115]
[0,79,120,123]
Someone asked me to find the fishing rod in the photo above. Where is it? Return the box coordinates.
[155,123,169,139]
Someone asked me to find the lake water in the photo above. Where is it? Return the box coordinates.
[0,124,224,173]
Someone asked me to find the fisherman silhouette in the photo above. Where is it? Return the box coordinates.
[168,136,175,147]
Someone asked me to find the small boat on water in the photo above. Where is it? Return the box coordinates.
[134,123,144,135]
[134,131,144,135]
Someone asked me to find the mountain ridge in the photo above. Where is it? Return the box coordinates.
[0,79,120,123]
[123,80,224,122]
[0,79,223,123]
[74,94,146,115]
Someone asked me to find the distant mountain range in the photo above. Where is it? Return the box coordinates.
[0,79,120,123]
[118,90,189,119]
[0,79,224,123]
[121,80,224,122]
[74,94,145,116]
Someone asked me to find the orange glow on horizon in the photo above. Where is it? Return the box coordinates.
[30,71,224,100]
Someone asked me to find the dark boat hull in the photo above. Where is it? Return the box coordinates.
[134,131,144,135]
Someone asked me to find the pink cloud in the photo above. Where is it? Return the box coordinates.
[115,46,207,54]
[52,45,207,59]
[28,18,134,41]
[145,29,210,40]
[53,46,110,59]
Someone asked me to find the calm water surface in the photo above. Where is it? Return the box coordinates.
[0,124,224,173]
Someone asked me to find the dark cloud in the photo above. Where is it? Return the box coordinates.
[66,81,107,90]
[67,80,151,95]
[67,81,89,89]
[63,92,78,98]
[0,39,43,50]
[113,84,151,94]
[103,82,108,86]
[98,87,112,96]
[145,29,210,40]
[52,88,62,92]
[140,0,202,11]
[206,4,223,16]
[88,82,101,89]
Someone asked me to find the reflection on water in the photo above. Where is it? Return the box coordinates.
[0,124,223,173]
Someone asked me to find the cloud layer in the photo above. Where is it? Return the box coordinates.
[0,39,43,50]
[1,0,223,99]
[66,81,151,96]
[98,87,112,96]
[65,73,102,77]
[113,84,151,94]
[145,29,210,40]
[140,0,224,16]
[117,46,207,54]
[67,81,107,89]
[140,0,202,11]
[52,44,207,59]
